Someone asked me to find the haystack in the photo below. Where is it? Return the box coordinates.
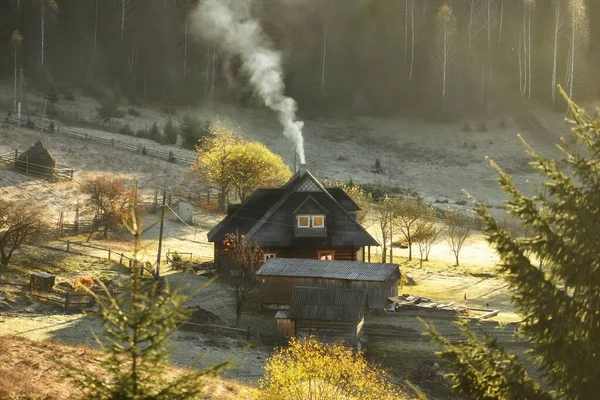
[15,141,57,177]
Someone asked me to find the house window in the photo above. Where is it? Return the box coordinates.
[264,253,277,262]
[312,215,325,228]
[297,214,325,228]
[318,251,335,260]
[297,215,310,228]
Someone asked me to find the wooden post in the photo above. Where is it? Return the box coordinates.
[111,138,114,147]
[14,149,18,162]
[108,248,111,261]
[207,190,211,206]
[66,240,70,252]
[120,253,124,265]
[65,293,70,308]
[57,126,60,135]
[129,259,132,269]
[25,155,29,175]
[85,133,88,140]
[368,246,371,262]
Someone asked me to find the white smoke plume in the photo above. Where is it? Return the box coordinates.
[191,0,306,164]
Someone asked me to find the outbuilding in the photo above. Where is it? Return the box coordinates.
[15,140,56,177]
[276,286,367,346]
[256,258,400,310]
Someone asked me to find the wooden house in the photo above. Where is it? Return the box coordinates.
[275,286,367,346]
[256,258,399,310]
[207,164,379,272]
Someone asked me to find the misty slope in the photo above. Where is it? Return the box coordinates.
[0,84,566,209]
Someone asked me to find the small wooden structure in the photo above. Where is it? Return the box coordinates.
[176,200,194,224]
[15,141,56,177]
[257,258,399,310]
[30,272,56,290]
[276,286,367,346]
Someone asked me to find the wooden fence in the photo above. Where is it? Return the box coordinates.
[42,240,133,268]
[1,113,196,166]
[0,149,74,181]
[180,321,251,338]
[0,280,94,308]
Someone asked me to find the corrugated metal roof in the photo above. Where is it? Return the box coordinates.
[256,258,399,282]
[289,286,367,322]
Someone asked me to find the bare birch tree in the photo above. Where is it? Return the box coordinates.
[321,24,327,94]
[566,0,588,99]
[551,0,564,105]
[38,0,58,68]
[394,199,428,261]
[435,3,456,105]
[113,0,136,40]
[498,0,504,45]
[444,210,474,267]
[12,30,23,113]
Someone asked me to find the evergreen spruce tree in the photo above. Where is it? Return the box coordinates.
[63,206,225,399]
[428,90,600,399]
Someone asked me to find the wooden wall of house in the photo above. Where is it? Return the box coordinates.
[262,246,357,261]
[295,319,361,345]
[259,274,399,310]
[214,244,361,271]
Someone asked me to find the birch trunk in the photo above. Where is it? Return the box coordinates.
[528,4,532,98]
[14,45,17,112]
[404,0,408,63]
[40,0,45,67]
[487,0,491,52]
[409,0,415,84]
[551,0,560,104]
[121,0,126,40]
[569,3,576,99]
[211,45,216,95]
[518,33,523,93]
[442,22,447,104]
[184,8,188,81]
[480,60,485,105]
[498,0,504,45]
[321,24,327,94]
[522,1,527,96]
[93,0,98,56]
[468,0,474,50]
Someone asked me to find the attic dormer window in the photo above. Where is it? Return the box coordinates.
[297,215,325,228]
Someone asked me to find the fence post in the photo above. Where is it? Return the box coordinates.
[57,126,60,135]
[25,156,29,175]
[65,293,70,308]
[120,253,124,265]
[66,240,70,252]
[85,133,88,140]
[14,149,18,162]
[129,259,132,269]
[108,248,111,261]
[111,138,114,147]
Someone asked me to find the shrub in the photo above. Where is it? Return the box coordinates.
[374,158,382,173]
[97,96,124,122]
[48,121,55,133]
[463,122,472,132]
[127,108,141,117]
[179,116,212,149]
[73,276,94,292]
[136,128,148,138]
[64,93,75,101]
[163,118,178,145]
[26,120,35,129]
[149,122,161,142]
[499,118,508,130]
[141,146,147,155]
[168,151,176,163]
[163,105,176,116]
[478,121,488,132]
[118,124,134,136]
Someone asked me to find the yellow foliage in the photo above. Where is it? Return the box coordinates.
[257,337,405,400]
[193,122,292,204]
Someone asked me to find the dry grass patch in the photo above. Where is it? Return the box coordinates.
[0,336,255,400]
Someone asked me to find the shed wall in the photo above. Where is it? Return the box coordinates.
[259,274,398,310]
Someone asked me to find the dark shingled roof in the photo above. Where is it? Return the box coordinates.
[256,258,399,282]
[289,286,367,322]
[207,170,378,246]
[326,187,361,212]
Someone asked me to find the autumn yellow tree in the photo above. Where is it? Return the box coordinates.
[193,122,291,211]
[257,337,405,400]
